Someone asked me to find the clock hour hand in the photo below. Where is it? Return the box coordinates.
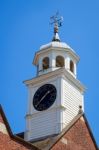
[36,91,50,107]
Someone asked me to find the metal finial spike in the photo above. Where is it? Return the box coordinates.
[50,12,63,42]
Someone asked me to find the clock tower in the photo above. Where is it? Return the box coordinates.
[24,14,85,142]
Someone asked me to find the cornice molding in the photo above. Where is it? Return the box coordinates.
[23,68,86,93]
[25,105,66,119]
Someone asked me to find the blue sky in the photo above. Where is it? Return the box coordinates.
[0,0,99,146]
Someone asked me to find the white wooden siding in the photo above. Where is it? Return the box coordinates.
[62,78,83,127]
[27,109,57,140]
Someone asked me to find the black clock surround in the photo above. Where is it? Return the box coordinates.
[33,84,57,111]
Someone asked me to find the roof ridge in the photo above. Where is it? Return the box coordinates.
[0,104,40,150]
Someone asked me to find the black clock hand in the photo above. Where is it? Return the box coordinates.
[36,91,50,107]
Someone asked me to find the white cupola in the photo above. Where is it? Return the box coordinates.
[33,22,79,79]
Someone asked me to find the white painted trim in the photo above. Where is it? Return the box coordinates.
[25,105,66,118]
[23,68,86,93]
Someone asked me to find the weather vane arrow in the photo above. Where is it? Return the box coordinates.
[50,11,63,42]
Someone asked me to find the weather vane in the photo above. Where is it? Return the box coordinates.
[50,12,63,41]
[50,11,63,27]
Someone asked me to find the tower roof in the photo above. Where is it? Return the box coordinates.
[40,41,73,51]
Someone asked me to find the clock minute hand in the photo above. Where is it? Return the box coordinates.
[36,91,50,107]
